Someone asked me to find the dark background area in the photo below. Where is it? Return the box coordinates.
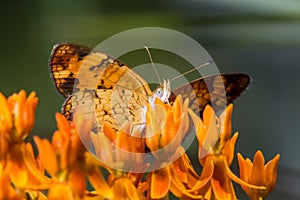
[1,0,300,199]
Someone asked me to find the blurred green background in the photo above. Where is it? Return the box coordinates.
[1,0,300,199]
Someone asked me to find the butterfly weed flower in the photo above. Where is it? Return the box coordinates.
[188,104,267,200]
[0,90,38,142]
[145,95,189,156]
[34,112,89,199]
[91,122,148,173]
[88,127,146,199]
[237,150,280,200]
[0,143,49,200]
[0,88,280,200]
[143,95,193,199]
[0,90,49,199]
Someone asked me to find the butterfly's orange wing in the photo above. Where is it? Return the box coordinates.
[49,43,152,134]
[50,43,92,97]
[169,73,251,115]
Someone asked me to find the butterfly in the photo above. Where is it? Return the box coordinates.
[49,43,251,136]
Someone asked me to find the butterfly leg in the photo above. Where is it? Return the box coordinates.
[130,122,146,137]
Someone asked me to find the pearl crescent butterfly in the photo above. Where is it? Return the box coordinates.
[49,43,250,135]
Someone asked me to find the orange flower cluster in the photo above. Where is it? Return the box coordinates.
[0,90,280,200]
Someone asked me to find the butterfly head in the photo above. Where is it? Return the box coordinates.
[150,79,171,105]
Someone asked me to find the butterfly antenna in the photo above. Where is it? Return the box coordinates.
[170,61,213,82]
[144,45,162,85]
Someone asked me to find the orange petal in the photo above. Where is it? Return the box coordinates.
[210,157,236,200]
[112,178,142,200]
[27,91,37,103]
[265,154,280,195]
[151,167,171,199]
[145,103,152,126]
[153,99,168,133]
[188,109,209,162]
[189,158,214,192]
[11,90,26,135]
[6,160,28,188]
[124,178,144,200]
[21,144,50,189]
[169,166,204,199]
[116,129,144,153]
[237,153,251,183]
[172,152,200,189]
[221,132,238,166]
[72,110,93,142]
[0,167,13,199]
[59,137,70,171]
[161,111,175,147]
[202,106,219,151]
[172,95,182,120]
[0,132,9,158]
[34,136,58,176]
[85,154,113,198]
[202,105,216,127]
[189,105,219,158]
[170,167,202,199]
[10,90,37,139]
[225,158,265,190]
[55,113,71,139]
[180,98,190,135]
[188,109,204,142]
[211,179,233,200]
[7,145,48,190]
[23,91,38,135]
[52,130,64,151]
[103,123,117,143]
[25,143,34,159]
[251,150,266,186]
[90,132,114,164]
[219,104,233,142]
[0,93,12,133]
[145,125,160,151]
[172,153,193,184]
[69,165,86,198]
[48,182,74,200]
[155,97,167,108]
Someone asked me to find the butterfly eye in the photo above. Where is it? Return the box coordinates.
[156,88,163,97]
